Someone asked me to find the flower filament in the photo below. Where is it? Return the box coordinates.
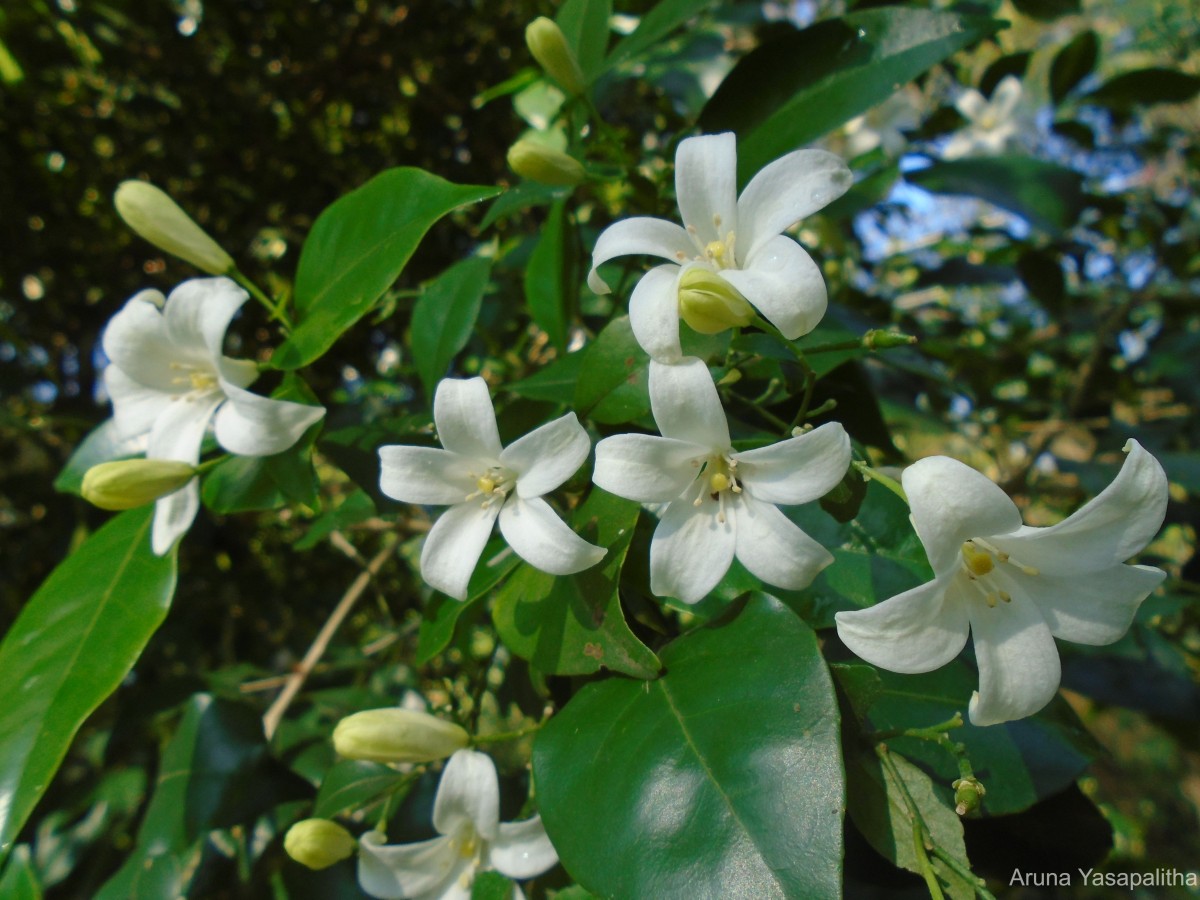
[691,454,742,524]
[465,466,513,508]
[168,361,219,398]
[959,538,1040,608]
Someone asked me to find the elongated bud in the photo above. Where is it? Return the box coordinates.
[114,181,235,275]
[506,140,586,187]
[952,776,986,816]
[677,268,755,334]
[82,459,197,510]
[863,329,917,350]
[284,819,357,870]
[525,17,585,96]
[333,708,470,764]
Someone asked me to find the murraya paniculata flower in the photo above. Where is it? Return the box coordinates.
[942,75,1024,160]
[587,132,852,361]
[378,377,605,600]
[835,440,1168,726]
[102,277,326,555]
[357,749,558,900]
[593,357,851,604]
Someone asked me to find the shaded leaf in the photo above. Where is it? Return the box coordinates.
[0,846,42,900]
[411,256,492,400]
[555,0,611,81]
[53,418,142,495]
[573,316,650,424]
[314,760,407,820]
[1050,31,1098,104]
[1084,68,1200,111]
[1011,0,1080,20]
[506,351,585,405]
[524,199,572,350]
[606,0,718,68]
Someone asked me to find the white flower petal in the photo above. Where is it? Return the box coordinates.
[498,496,605,575]
[735,149,852,261]
[594,434,706,503]
[433,749,500,841]
[720,236,826,340]
[954,89,987,123]
[990,75,1023,119]
[104,365,175,439]
[648,358,730,449]
[420,502,501,600]
[650,497,735,604]
[735,422,850,505]
[102,290,182,391]
[674,132,738,246]
[501,413,590,498]
[214,379,325,457]
[379,446,477,506]
[357,831,464,900]
[628,264,684,363]
[433,377,503,462]
[989,440,1167,576]
[151,480,199,556]
[1025,564,1164,646]
[835,576,970,674]
[147,392,223,464]
[490,815,558,880]
[162,277,249,362]
[217,356,259,390]
[734,496,832,590]
[966,591,1061,726]
[902,456,1023,575]
[587,217,694,294]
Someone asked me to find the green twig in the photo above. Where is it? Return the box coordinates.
[232,268,292,331]
[876,744,945,900]
[852,460,908,503]
[472,723,542,745]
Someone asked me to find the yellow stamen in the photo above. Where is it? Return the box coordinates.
[476,476,496,495]
[709,472,731,493]
[961,541,994,577]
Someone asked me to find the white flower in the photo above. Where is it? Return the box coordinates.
[102,277,326,555]
[835,440,1168,726]
[587,132,852,361]
[357,749,558,900]
[593,358,851,604]
[842,86,922,158]
[942,75,1024,160]
[378,377,605,600]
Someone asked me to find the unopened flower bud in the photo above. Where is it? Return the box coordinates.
[333,708,470,764]
[952,776,986,816]
[863,329,917,350]
[525,17,586,96]
[81,459,197,510]
[284,819,356,870]
[114,181,235,275]
[677,268,755,334]
[506,141,586,187]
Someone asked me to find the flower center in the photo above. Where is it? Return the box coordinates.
[451,824,480,860]
[168,362,219,399]
[690,454,742,524]
[465,466,514,509]
[958,538,1039,608]
[677,214,738,271]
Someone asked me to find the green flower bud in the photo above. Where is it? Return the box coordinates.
[677,268,755,335]
[863,329,917,350]
[333,708,470,764]
[506,140,586,187]
[81,459,198,511]
[284,819,357,870]
[525,17,586,96]
[952,776,986,816]
[114,181,235,275]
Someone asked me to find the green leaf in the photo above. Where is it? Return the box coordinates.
[700,8,1004,183]
[1084,68,1200,111]
[1050,31,1098,104]
[506,350,585,405]
[1012,0,1080,20]
[492,488,660,679]
[295,490,376,551]
[52,418,142,495]
[471,870,514,900]
[534,595,843,898]
[0,507,176,858]
[314,760,407,820]
[573,316,650,424]
[906,157,1085,236]
[524,199,572,350]
[555,0,611,81]
[480,182,568,230]
[271,168,500,370]
[606,0,718,68]
[411,256,492,400]
[0,846,42,900]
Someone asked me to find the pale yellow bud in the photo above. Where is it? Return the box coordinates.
[81,459,197,510]
[525,17,586,96]
[284,819,357,870]
[114,181,235,275]
[677,268,755,334]
[333,708,470,764]
[506,140,586,187]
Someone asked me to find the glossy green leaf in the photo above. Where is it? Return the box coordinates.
[314,759,407,820]
[52,418,142,495]
[573,316,650,424]
[555,0,611,81]
[0,846,41,900]
[493,488,659,679]
[272,168,500,369]
[606,0,717,68]
[1084,68,1200,111]
[534,595,843,898]
[471,870,514,900]
[506,350,584,405]
[906,157,1085,236]
[700,8,1004,183]
[524,199,571,350]
[1050,31,1098,105]
[0,507,176,858]
[411,256,492,400]
[480,182,568,229]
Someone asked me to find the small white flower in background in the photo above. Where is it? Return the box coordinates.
[378,377,605,600]
[102,277,326,555]
[835,440,1168,726]
[593,358,851,604]
[588,132,852,362]
[357,749,558,900]
[942,75,1024,160]
[841,86,922,159]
